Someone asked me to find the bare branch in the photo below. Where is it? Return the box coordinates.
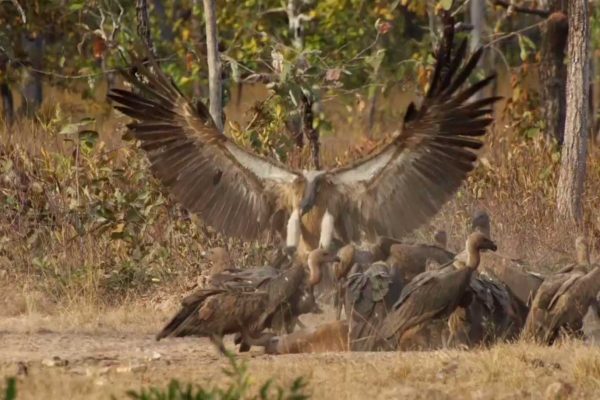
[8,0,26,24]
[489,0,550,18]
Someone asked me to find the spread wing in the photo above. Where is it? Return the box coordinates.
[108,58,299,240]
[330,17,500,241]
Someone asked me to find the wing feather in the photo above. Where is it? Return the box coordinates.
[109,58,299,240]
[330,16,499,240]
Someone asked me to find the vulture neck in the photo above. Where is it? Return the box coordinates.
[582,266,600,291]
[576,242,590,266]
[464,241,482,270]
[307,255,324,286]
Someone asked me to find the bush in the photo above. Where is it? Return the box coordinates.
[125,351,309,400]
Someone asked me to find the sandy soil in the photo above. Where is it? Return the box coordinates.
[1,308,600,400]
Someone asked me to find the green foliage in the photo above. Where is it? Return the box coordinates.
[2,378,16,400]
[4,377,17,400]
[125,351,309,400]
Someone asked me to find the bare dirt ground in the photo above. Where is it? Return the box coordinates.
[2,306,600,400]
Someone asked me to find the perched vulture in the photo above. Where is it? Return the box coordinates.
[522,237,600,344]
[108,15,498,255]
[344,261,404,351]
[447,274,524,348]
[376,232,497,350]
[156,249,339,352]
[522,265,600,344]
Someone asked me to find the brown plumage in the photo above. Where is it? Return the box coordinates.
[447,274,524,348]
[156,249,339,352]
[377,232,497,350]
[386,242,455,283]
[108,14,498,255]
[522,237,600,344]
[344,261,404,350]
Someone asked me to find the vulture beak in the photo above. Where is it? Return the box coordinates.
[485,239,498,252]
[299,181,318,216]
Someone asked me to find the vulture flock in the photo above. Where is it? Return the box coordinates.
[110,14,600,354]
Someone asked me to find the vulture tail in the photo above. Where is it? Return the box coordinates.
[155,303,197,341]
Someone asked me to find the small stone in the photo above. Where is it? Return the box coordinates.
[42,356,68,367]
[150,352,161,361]
[116,364,147,374]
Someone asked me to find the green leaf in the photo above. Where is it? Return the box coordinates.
[439,0,453,10]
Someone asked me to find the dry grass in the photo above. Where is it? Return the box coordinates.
[0,307,599,400]
[2,79,600,398]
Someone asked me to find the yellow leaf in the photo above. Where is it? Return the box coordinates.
[112,222,125,234]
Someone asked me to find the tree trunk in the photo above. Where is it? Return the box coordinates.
[152,0,174,42]
[136,0,156,57]
[556,0,590,225]
[539,1,568,143]
[0,53,14,126]
[191,0,203,99]
[202,0,223,132]
[20,32,43,117]
[469,0,486,101]
[301,92,319,170]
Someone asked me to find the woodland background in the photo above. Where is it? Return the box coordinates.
[0,0,598,313]
[3,1,600,399]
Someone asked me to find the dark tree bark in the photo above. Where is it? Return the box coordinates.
[202,0,223,132]
[20,32,43,117]
[136,0,156,57]
[556,0,590,226]
[301,93,320,170]
[540,8,568,143]
[0,53,14,126]
[152,0,174,41]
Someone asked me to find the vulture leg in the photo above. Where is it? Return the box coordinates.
[319,209,335,250]
[286,209,301,248]
[210,334,227,355]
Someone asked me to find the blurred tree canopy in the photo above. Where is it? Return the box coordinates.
[0,0,599,157]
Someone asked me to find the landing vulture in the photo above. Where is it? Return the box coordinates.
[109,16,498,253]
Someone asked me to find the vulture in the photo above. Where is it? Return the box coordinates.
[332,237,402,319]
[344,261,404,350]
[156,249,339,352]
[108,15,498,255]
[376,232,497,350]
[522,237,600,344]
[447,274,524,348]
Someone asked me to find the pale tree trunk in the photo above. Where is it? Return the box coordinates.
[556,0,590,225]
[202,0,223,132]
[191,0,203,98]
[539,0,568,143]
[469,0,486,101]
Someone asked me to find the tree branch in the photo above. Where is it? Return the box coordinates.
[489,0,550,18]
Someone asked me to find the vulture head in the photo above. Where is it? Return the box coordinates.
[334,244,356,280]
[307,248,341,286]
[433,230,448,249]
[462,232,497,270]
[471,210,491,239]
[207,247,232,274]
